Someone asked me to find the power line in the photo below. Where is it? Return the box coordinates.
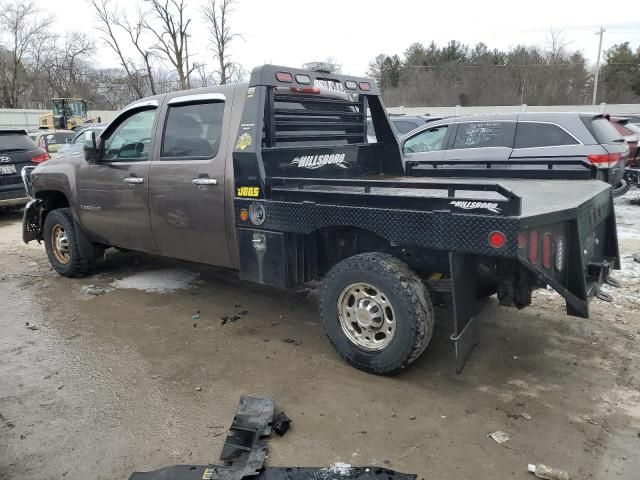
[402,62,637,69]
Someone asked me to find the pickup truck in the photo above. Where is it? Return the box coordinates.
[22,65,621,374]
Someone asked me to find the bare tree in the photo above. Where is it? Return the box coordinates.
[113,8,157,95]
[47,33,95,97]
[90,0,145,98]
[145,0,195,90]
[202,0,239,85]
[0,0,52,107]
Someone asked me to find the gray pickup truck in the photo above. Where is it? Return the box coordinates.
[22,65,620,375]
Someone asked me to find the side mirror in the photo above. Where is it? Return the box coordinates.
[83,130,99,162]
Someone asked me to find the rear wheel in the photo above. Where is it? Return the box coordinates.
[43,208,94,277]
[320,253,434,374]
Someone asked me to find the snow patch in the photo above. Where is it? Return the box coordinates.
[110,268,200,293]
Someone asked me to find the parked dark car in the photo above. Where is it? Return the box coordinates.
[0,129,48,208]
[400,112,629,195]
[56,124,107,156]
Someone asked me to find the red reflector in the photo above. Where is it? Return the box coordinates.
[290,86,320,94]
[529,230,539,264]
[359,81,371,91]
[488,231,506,249]
[517,232,527,249]
[275,71,293,83]
[542,233,553,269]
[31,152,49,164]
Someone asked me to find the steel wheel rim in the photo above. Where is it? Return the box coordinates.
[337,282,396,351]
[50,224,70,264]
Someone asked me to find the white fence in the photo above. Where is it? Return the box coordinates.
[3,103,640,130]
[387,103,640,117]
[0,109,118,130]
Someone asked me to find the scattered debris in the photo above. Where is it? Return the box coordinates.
[195,387,202,392]
[272,411,291,436]
[57,385,65,390]
[81,285,105,296]
[527,463,570,480]
[192,312,200,321]
[192,323,198,328]
[128,396,417,480]
[234,302,241,308]
[220,315,241,325]
[521,413,532,420]
[282,338,301,345]
[408,415,417,420]
[488,431,510,445]
[25,324,39,331]
[238,310,249,315]
[634,254,640,264]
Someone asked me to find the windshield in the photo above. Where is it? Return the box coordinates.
[52,99,87,118]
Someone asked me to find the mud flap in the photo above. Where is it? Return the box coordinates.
[449,252,484,374]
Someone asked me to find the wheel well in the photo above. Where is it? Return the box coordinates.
[36,190,69,210]
[310,226,394,277]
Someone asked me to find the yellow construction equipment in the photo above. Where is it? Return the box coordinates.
[38,98,101,130]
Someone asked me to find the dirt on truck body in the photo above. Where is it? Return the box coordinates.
[21,64,620,375]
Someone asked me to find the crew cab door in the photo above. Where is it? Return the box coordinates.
[148,90,233,267]
[76,104,159,252]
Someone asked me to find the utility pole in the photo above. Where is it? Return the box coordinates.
[592,26,605,105]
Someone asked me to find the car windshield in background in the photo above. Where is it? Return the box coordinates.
[0,132,38,152]
[582,117,623,144]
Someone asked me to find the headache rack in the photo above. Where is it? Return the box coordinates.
[263,89,368,147]
[267,176,523,216]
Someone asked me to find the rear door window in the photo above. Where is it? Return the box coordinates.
[161,101,225,159]
[0,132,38,151]
[514,122,578,148]
[403,125,449,153]
[582,117,623,144]
[452,122,508,149]
[393,120,420,134]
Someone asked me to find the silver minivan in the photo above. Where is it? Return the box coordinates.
[400,112,629,194]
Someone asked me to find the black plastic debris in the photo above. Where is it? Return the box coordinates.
[128,396,416,480]
[272,411,291,436]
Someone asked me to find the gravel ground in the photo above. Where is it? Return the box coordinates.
[1,191,639,480]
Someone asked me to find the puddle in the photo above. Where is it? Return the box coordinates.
[110,268,200,293]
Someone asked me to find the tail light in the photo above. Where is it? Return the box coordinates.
[588,152,621,167]
[290,86,320,94]
[31,152,49,164]
[275,71,293,83]
[358,81,371,91]
[529,230,539,264]
[542,233,553,269]
[519,228,566,272]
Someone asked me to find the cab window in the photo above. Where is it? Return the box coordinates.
[102,109,156,161]
[403,125,449,153]
[161,101,225,159]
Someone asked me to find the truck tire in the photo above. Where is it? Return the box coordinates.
[320,253,434,375]
[43,208,94,277]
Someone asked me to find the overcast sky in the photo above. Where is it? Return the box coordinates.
[34,0,640,76]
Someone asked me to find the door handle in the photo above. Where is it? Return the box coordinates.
[192,177,218,186]
[124,176,145,184]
